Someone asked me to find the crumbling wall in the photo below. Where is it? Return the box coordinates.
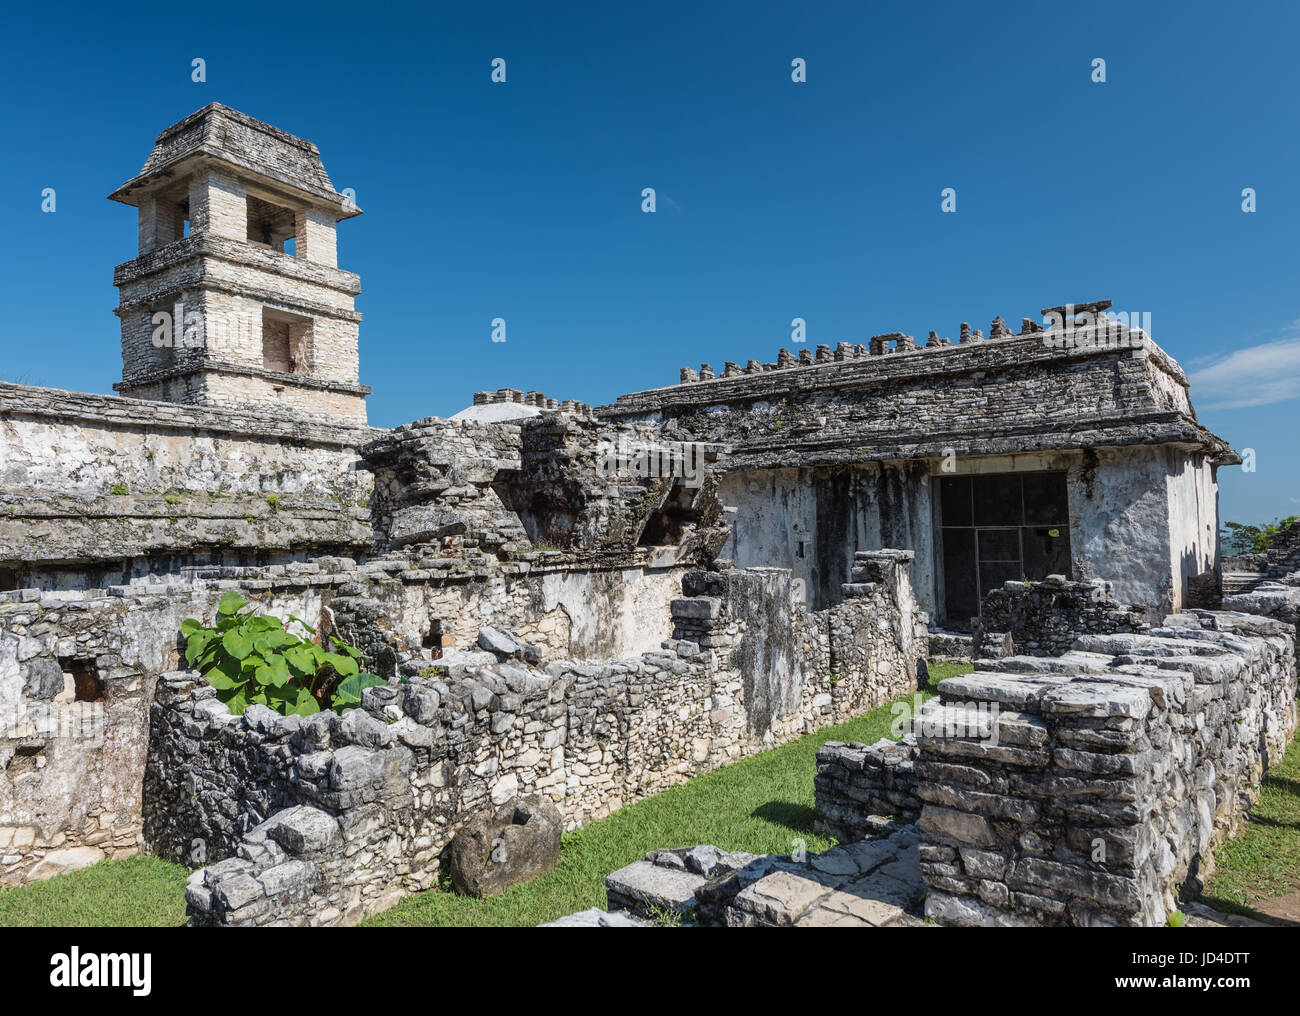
[0,576,340,886]
[812,565,1298,928]
[975,575,1149,657]
[0,546,689,886]
[0,382,374,588]
[170,553,926,926]
[815,738,921,842]
[815,612,1295,926]
[916,611,1295,926]
[718,462,934,614]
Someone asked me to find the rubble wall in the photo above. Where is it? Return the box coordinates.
[916,610,1295,926]
[975,576,1149,657]
[171,553,926,926]
[0,544,698,887]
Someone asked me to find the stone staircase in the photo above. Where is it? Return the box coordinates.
[1222,571,1267,596]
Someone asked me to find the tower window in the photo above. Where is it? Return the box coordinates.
[261,310,292,372]
[246,195,297,254]
[261,307,313,374]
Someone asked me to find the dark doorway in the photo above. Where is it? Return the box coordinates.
[939,471,1071,625]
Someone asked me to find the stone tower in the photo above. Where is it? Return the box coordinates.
[108,104,369,423]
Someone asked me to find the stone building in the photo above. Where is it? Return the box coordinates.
[600,305,1238,624]
[4,106,1239,628]
[0,107,1267,920]
[108,104,369,423]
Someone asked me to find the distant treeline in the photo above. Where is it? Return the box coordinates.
[1221,515,1300,556]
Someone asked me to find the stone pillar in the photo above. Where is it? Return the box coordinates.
[137,195,185,253]
[295,207,338,268]
[188,171,246,240]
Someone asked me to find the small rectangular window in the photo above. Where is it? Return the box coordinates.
[246,195,297,255]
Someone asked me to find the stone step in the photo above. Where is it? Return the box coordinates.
[1222,571,1266,595]
[604,860,708,919]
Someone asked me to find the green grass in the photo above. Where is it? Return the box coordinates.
[366,661,971,927]
[0,661,972,928]
[1198,731,1300,917]
[0,855,188,927]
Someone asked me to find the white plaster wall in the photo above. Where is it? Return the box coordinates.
[720,448,1207,624]
[535,567,684,658]
[1165,450,1220,609]
[388,566,685,662]
[0,414,369,500]
[1067,447,1176,616]
[718,463,936,615]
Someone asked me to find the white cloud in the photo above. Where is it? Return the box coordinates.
[1188,334,1300,410]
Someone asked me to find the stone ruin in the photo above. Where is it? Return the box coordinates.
[0,105,1290,928]
[813,606,1295,926]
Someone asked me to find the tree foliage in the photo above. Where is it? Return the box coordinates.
[1221,515,1299,556]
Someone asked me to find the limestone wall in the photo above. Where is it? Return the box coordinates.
[0,540,702,887]
[975,575,1149,657]
[815,738,922,841]
[0,578,337,886]
[0,381,375,586]
[914,611,1295,926]
[168,553,926,926]
[718,462,934,614]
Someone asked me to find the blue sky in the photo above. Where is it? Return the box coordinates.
[2,0,1297,525]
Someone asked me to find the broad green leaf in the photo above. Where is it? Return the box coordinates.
[324,652,359,677]
[254,631,294,655]
[334,672,386,705]
[181,618,202,636]
[211,652,242,679]
[206,670,244,691]
[222,630,255,660]
[285,645,319,676]
[255,655,290,688]
[290,688,321,716]
[217,591,245,616]
[329,636,364,660]
[185,631,210,666]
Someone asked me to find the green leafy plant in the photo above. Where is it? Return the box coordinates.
[1165,909,1186,927]
[265,493,282,512]
[180,591,384,717]
[1221,515,1298,556]
[109,483,129,495]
